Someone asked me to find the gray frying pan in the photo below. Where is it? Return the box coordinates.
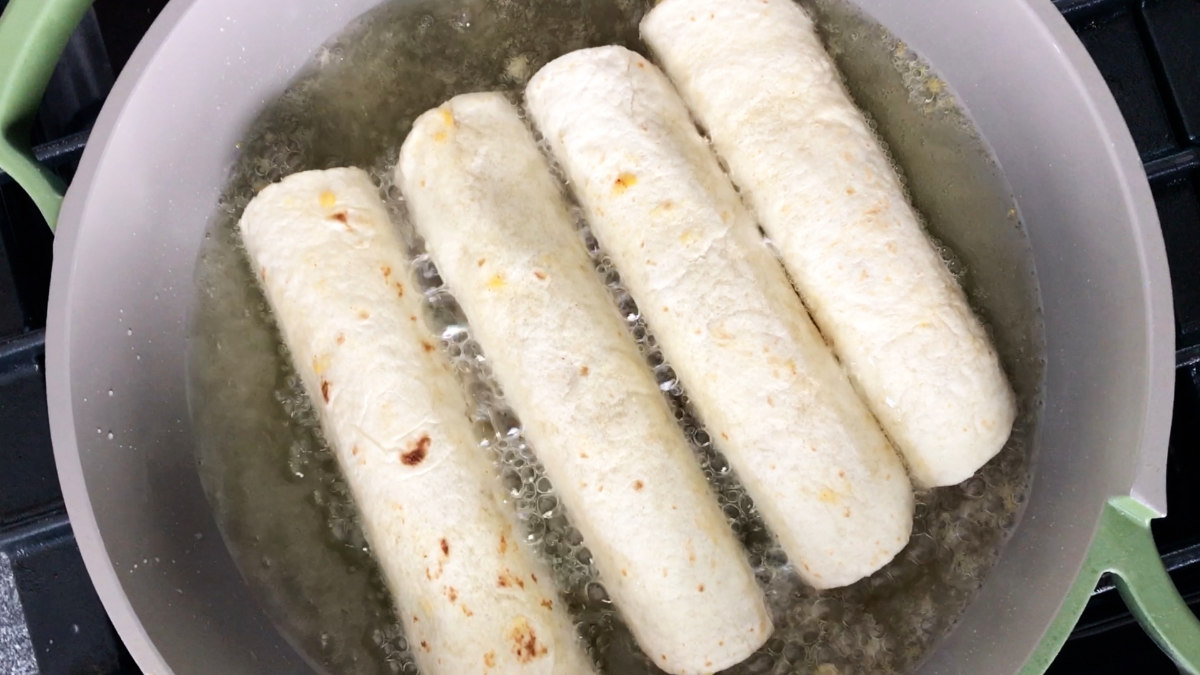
[0,0,1196,672]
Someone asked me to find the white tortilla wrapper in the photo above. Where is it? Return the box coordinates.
[239,168,591,675]
[526,48,913,590]
[399,93,771,675]
[642,0,1017,488]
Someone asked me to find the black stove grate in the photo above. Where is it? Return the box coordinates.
[0,0,1196,673]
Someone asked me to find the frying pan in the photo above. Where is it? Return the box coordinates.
[0,0,1197,672]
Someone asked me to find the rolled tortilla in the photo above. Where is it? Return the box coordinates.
[526,47,913,589]
[642,0,1017,488]
[239,168,591,675]
[399,93,771,675]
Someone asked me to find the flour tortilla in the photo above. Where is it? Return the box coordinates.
[399,93,771,674]
[642,0,1017,488]
[526,48,914,589]
[239,167,591,674]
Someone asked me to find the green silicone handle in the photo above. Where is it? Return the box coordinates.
[0,0,95,231]
[1025,496,1200,674]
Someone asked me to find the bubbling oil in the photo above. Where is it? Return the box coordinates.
[189,0,1044,673]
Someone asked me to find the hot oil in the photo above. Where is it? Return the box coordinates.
[189,0,1045,673]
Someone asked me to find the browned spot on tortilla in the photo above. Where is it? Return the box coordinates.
[579,452,589,459]
[597,485,604,493]
[420,640,430,652]
[498,570,525,589]
[352,445,360,457]
[621,568,628,577]
[838,469,846,478]
[331,211,348,225]
[446,586,458,602]
[409,314,417,322]
[844,507,852,518]
[402,435,430,466]
[533,270,546,280]
[477,258,486,267]
[259,267,267,281]
[661,654,667,661]
[706,660,713,667]
[698,584,705,592]
[419,179,426,187]
[381,265,392,280]
[484,651,496,668]
[662,306,669,313]
[721,432,729,440]
[412,615,418,623]
[336,333,345,345]
[541,599,553,610]
[320,379,331,403]
[440,538,450,556]
[530,572,538,584]
[358,309,370,320]
[719,640,724,647]
[579,365,589,376]
[633,480,644,491]
[420,340,435,353]
[636,60,645,69]
[846,187,856,195]
[612,172,637,195]
[462,605,474,617]
[767,395,775,407]
[395,282,405,297]
[499,534,508,554]
[508,619,547,663]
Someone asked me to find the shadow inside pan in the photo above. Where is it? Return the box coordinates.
[186,0,1045,672]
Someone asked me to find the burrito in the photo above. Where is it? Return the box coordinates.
[398,92,771,675]
[526,48,914,590]
[642,0,1017,488]
[239,168,592,675]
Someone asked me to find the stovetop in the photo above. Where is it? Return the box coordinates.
[0,0,1197,673]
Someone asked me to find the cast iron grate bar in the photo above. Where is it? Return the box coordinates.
[1146,148,1200,185]
[1053,0,1129,23]
[0,130,90,186]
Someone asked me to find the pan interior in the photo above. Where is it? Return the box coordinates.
[187,0,1045,672]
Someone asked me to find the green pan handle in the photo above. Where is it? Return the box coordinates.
[0,0,95,232]
[1024,496,1200,674]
